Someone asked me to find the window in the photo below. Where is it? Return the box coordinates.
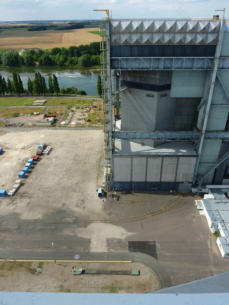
[160,93,167,98]
[146,94,154,98]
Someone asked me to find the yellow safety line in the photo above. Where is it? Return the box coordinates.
[0,259,132,263]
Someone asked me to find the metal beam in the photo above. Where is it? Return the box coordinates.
[111,57,215,70]
[197,98,207,111]
[113,131,229,140]
[193,20,226,185]
[198,150,229,186]
[217,72,229,102]
[111,57,229,70]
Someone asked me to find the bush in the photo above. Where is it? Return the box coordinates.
[77,90,87,95]
[12,112,20,117]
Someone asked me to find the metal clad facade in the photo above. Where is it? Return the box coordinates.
[171,71,206,98]
[113,156,196,184]
[132,157,147,181]
[111,45,216,57]
[147,157,162,182]
[161,157,178,182]
[176,157,196,182]
[110,20,220,45]
[113,157,131,181]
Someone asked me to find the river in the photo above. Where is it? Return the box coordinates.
[0,67,99,96]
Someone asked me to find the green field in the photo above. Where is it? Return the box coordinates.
[0,97,34,106]
[0,107,43,117]
[46,98,94,107]
[89,31,100,35]
[0,96,103,126]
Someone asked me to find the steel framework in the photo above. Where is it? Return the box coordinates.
[113,131,229,140]
[102,17,229,190]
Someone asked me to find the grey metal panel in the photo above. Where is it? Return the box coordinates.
[176,157,196,182]
[113,131,229,140]
[147,157,162,182]
[161,157,178,182]
[113,157,131,182]
[207,106,228,130]
[200,140,222,163]
[215,71,229,103]
[173,99,200,131]
[121,88,158,131]
[171,71,205,98]
[218,57,229,69]
[132,157,147,182]
[221,32,229,56]
[111,57,215,70]
[197,163,216,184]
[110,20,220,45]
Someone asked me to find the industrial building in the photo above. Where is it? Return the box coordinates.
[101,17,229,192]
[195,186,229,258]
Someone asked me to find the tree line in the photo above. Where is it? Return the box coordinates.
[0,72,86,96]
[0,42,100,68]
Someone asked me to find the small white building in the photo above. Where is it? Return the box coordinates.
[195,193,229,258]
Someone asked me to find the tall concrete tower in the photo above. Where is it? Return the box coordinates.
[102,18,229,192]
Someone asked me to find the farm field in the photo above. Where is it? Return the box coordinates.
[0,27,101,49]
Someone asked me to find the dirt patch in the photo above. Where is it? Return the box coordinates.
[0,261,160,293]
[77,223,135,252]
[0,129,105,218]
[3,114,44,127]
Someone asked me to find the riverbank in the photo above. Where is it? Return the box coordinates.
[0,68,99,96]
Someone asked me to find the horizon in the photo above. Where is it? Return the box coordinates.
[0,0,228,22]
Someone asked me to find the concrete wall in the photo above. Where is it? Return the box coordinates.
[121,88,176,132]
[121,88,158,131]
[173,99,199,131]
[171,71,206,98]
[155,93,175,130]
[113,155,196,183]
[121,89,199,133]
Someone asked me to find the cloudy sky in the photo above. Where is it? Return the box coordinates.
[0,0,228,21]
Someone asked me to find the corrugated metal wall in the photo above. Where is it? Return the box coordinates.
[113,155,196,184]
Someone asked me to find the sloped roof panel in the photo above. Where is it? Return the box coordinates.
[110,19,221,45]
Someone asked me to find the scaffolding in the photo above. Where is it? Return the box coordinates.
[100,18,113,190]
[100,16,229,192]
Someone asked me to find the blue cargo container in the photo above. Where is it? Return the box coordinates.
[0,190,7,197]
[41,143,46,150]
[18,171,25,179]
[0,147,3,155]
[25,162,32,168]
[28,159,34,164]
[22,167,29,173]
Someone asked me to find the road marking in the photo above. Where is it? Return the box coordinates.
[0,259,132,264]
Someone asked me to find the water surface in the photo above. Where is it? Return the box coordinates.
[0,67,99,96]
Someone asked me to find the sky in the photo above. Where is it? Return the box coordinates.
[0,0,228,21]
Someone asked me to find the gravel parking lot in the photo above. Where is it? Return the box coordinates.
[1,128,229,291]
